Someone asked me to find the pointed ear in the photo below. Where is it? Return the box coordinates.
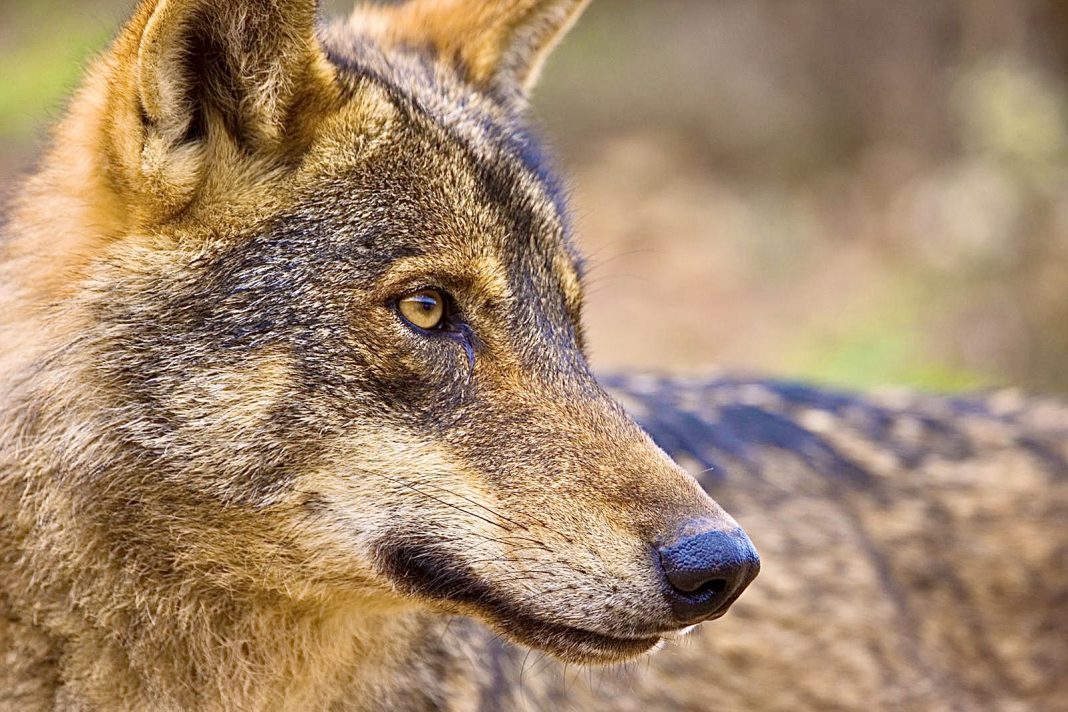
[105,0,335,213]
[368,0,591,96]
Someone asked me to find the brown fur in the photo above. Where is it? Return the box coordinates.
[1,1,1065,711]
[355,0,591,93]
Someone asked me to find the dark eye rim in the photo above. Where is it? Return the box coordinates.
[392,288,459,336]
[390,287,479,371]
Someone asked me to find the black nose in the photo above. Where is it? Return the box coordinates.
[657,524,760,624]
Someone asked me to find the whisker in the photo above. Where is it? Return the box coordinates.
[369,472,515,533]
[410,481,531,532]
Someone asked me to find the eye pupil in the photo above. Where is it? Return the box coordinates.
[398,289,446,330]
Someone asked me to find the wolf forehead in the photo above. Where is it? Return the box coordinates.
[305,24,578,260]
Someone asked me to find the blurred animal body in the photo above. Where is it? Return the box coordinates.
[0,0,1064,710]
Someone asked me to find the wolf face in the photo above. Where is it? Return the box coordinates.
[2,0,757,668]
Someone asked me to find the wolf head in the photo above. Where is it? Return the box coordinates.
[8,0,757,665]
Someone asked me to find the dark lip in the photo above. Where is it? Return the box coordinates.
[484,608,673,664]
[414,589,683,663]
[374,537,674,662]
[510,619,663,664]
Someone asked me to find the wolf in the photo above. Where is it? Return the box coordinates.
[0,0,1064,710]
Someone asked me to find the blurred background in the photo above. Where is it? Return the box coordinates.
[2,0,1066,394]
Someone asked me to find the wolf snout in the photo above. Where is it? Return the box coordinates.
[656,522,760,625]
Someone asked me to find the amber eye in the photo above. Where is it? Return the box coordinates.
[397,289,447,331]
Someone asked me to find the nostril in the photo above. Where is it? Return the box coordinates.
[657,525,759,624]
[689,577,727,599]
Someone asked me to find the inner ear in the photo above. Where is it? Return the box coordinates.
[179,100,208,146]
[175,23,250,147]
[134,0,333,153]
[135,48,207,149]
[106,0,338,217]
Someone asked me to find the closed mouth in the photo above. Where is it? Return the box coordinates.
[493,611,665,664]
[376,538,673,663]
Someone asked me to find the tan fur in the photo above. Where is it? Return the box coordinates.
[355,0,591,94]
[1,1,1065,711]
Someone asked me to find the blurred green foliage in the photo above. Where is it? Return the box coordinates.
[0,3,118,147]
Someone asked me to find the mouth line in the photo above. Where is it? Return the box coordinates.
[373,538,688,662]
[489,611,677,664]
[557,623,664,646]
[559,622,692,644]
[531,622,663,662]
[417,588,685,663]
[423,588,698,662]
